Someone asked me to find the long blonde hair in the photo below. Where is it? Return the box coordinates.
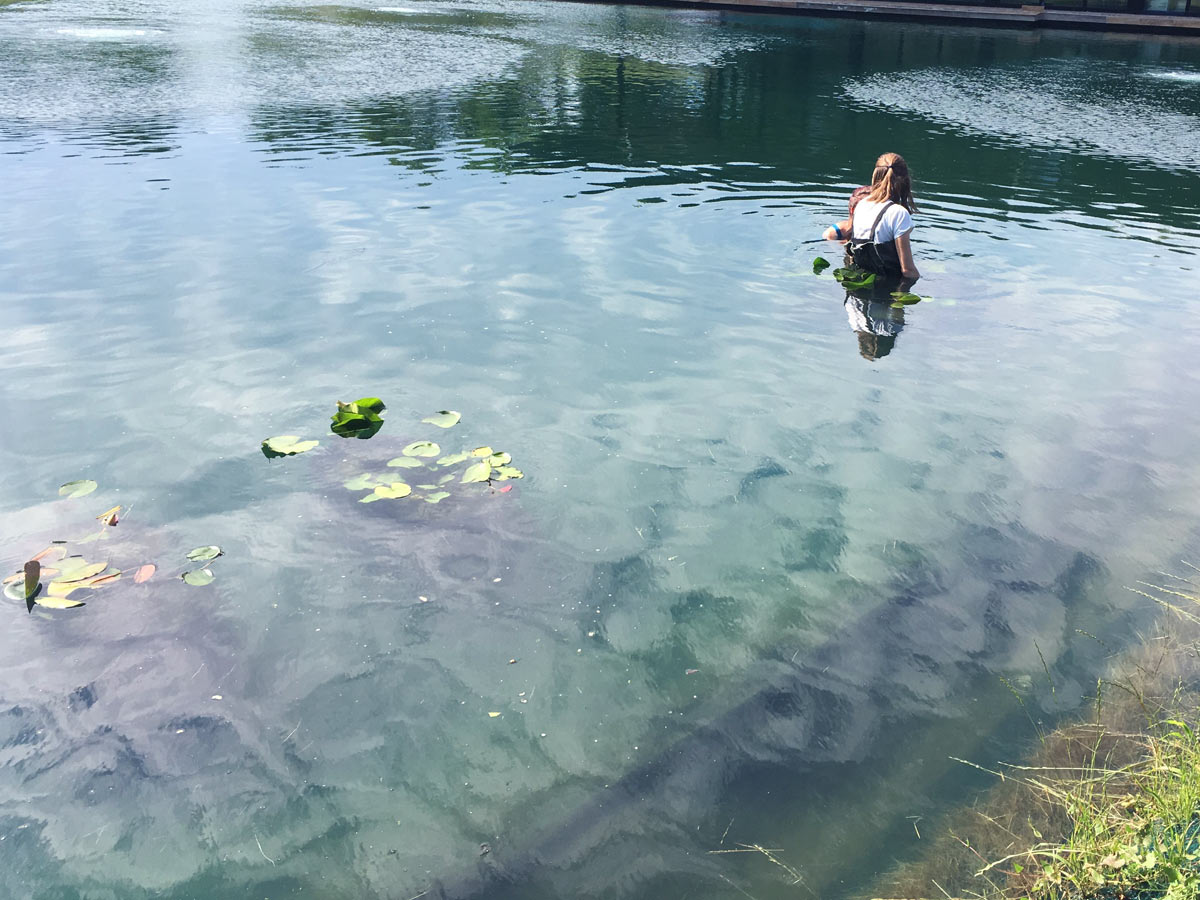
[867,152,916,213]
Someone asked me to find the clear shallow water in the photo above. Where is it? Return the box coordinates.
[2,2,1200,898]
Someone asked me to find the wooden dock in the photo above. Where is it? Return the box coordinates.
[608,0,1200,34]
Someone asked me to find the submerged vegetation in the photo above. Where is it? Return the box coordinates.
[874,569,1200,900]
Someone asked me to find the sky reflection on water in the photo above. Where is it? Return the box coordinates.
[2,2,1200,899]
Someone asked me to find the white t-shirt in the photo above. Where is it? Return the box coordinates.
[851,199,913,244]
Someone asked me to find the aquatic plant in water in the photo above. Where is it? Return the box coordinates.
[262,435,319,458]
[3,545,122,611]
[331,397,386,439]
[831,265,877,290]
[343,412,523,504]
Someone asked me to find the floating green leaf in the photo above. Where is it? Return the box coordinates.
[435,451,471,467]
[489,451,512,467]
[813,256,831,274]
[331,410,384,440]
[262,435,319,459]
[402,441,441,458]
[367,482,412,501]
[53,556,94,579]
[461,461,492,484]
[5,581,41,603]
[182,568,215,586]
[186,545,223,562]
[471,446,493,458]
[492,466,524,481]
[421,410,461,429]
[387,457,424,469]
[353,397,386,414]
[331,398,386,440]
[58,480,97,499]
[51,562,106,584]
[424,492,451,504]
[832,266,877,290]
[343,473,376,491]
[35,594,85,610]
[890,291,923,307]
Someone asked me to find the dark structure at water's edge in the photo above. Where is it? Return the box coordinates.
[568,0,1200,34]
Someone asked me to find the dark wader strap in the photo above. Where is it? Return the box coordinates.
[864,201,894,242]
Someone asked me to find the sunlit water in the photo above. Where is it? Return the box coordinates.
[2,2,1200,898]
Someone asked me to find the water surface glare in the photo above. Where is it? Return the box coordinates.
[2,2,1200,898]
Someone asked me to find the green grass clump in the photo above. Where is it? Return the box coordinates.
[872,567,1200,900]
[980,715,1200,900]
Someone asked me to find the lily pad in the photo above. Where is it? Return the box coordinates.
[351,397,386,414]
[35,594,85,610]
[832,267,877,290]
[436,451,472,467]
[59,480,98,499]
[424,492,451,504]
[421,410,461,429]
[492,466,524,481]
[402,441,441,458]
[5,581,41,602]
[332,399,385,439]
[890,291,923,307]
[331,411,384,439]
[438,473,455,484]
[182,568,215,586]
[461,461,492,484]
[343,473,376,491]
[362,482,410,504]
[813,256,831,274]
[262,435,319,458]
[186,545,223,562]
[489,451,512,467]
[387,457,424,469]
[471,447,493,458]
[81,571,122,588]
[52,562,107,584]
[53,557,95,579]
[133,564,156,583]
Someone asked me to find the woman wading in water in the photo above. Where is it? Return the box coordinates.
[848,152,919,284]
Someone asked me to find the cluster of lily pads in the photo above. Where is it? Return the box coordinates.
[262,395,391,458]
[181,545,223,586]
[5,491,138,610]
[11,398,523,615]
[1,483,227,614]
[3,546,123,611]
[812,257,926,307]
[260,398,524,505]
[347,442,523,505]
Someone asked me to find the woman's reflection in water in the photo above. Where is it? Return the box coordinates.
[843,274,915,362]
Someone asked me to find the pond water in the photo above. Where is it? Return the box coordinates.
[2,1,1200,897]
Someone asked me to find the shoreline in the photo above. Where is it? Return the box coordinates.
[563,0,1200,36]
[866,570,1200,900]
